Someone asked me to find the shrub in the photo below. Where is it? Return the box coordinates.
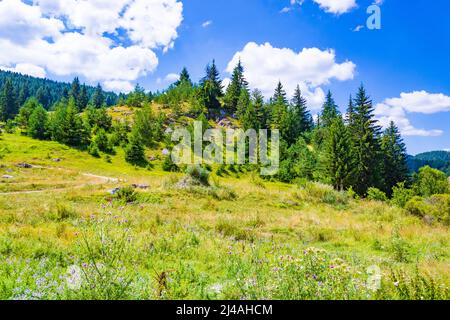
[162,155,179,172]
[413,166,449,197]
[367,187,388,202]
[391,182,414,208]
[405,196,427,217]
[186,165,210,186]
[88,141,100,158]
[115,186,137,203]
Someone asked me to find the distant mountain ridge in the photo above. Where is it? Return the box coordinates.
[408,150,450,176]
[0,70,118,109]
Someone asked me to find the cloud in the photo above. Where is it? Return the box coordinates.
[226,42,355,109]
[375,91,450,137]
[353,25,364,32]
[156,73,180,85]
[312,0,357,14]
[0,63,47,78]
[0,0,183,91]
[202,20,212,28]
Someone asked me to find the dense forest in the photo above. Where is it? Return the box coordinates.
[1,61,449,203]
[408,151,450,176]
[0,70,118,110]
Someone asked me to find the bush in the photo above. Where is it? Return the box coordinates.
[413,166,449,197]
[115,186,137,203]
[367,187,388,202]
[391,182,414,208]
[186,165,210,186]
[405,194,450,225]
[88,141,100,158]
[162,155,179,172]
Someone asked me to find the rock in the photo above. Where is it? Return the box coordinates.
[52,158,62,162]
[423,215,435,225]
[148,156,157,161]
[16,163,33,169]
[1,175,14,179]
[108,188,121,195]
[132,184,149,190]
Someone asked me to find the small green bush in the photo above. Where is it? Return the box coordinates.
[115,186,137,203]
[367,187,388,202]
[391,182,414,208]
[186,165,210,186]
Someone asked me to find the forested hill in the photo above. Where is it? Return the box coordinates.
[0,70,118,110]
[408,151,450,176]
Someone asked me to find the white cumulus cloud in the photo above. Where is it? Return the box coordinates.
[226,42,356,109]
[312,0,357,14]
[0,0,183,92]
[375,91,450,137]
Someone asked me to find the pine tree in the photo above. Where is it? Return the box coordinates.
[28,105,48,140]
[70,77,81,110]
[241,89,267,131]
[321,90,340,128]
[62,97,88,146]
[35,86,50,109]
[18,82,29,107]
[380,121,409,196]
[92,83,105,108]
[125,128,147,166]
[176,67,192,86]
[200,60,223,118]
[288,85,313,144]
[78,85,88,110]
[0,78,18,121]
[273,81,287,104]
[224,59,249,114]
[236,87,250,119]
[350,85,383,196]
[345,94,355,125]
[324,117,353,191]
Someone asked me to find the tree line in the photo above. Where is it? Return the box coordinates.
[1,60,448,201]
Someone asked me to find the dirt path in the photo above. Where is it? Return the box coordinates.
[0,169,119,196]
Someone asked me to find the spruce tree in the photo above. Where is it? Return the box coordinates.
[28,105,48,140]
[324,117,353,191]
[288,85,313,144]
[125,128,147,166]
[70,77,81,110]
[273,81,287,104]
[350,85,382,195]
[321,90,340,128]
[0,78,18,120]
[79,85,88,110]
[345,94,355,125]
[380,121,409,196]
[18,82,29,107]
[16,97,40,128]
[176,67,192,86]
[92,83,105,108]
[200,60,223,118]
[62,97,88,146]
[224,59,249,114]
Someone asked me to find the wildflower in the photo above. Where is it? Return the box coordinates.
[66,263,82,290]
[394,282,400,287]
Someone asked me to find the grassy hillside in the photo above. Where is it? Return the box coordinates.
[0,133,448,300]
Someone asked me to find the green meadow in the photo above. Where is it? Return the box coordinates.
[0,133,448,300]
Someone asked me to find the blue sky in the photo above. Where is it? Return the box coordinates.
[0,0,449,154]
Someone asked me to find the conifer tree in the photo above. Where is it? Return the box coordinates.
[62,97,88,146]
[0,78,18,120]
[125,128,147,166]
[380,121,409,195]
[287,85,314,144]
[224,59,249,114]
[18,82,29,107]
[350,85,382,195]
[345,94,355,125]
[200,60,223,118]
[92,83,105,108]
[273,81,287,104]
[176,67,192,86]
[28,105,48,140]
[321,90,340,128]
[324,117,353,191]
[78,85,88,110]
[70,77,81,110]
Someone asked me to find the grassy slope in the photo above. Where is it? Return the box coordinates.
[0,133,449,299]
